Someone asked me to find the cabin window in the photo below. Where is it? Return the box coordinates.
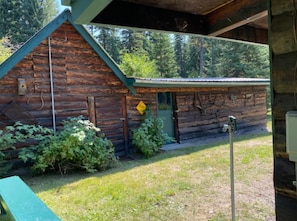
[157,92,172,110]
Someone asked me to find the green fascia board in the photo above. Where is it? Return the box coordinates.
[0,9,135,94]
[61,0,71,6]
[70,0,112,24]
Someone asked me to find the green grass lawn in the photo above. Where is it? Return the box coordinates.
[24,128,274,221]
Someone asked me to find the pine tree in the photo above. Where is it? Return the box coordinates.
[186,36,202,78]
[149,32,178,78]
[94,26,121,63]
[174,34,188,78]
[0,0,58,45]
[120,29,147,55]
[208,39,269,78]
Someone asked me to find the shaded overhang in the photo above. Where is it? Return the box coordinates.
[62,0,268,44]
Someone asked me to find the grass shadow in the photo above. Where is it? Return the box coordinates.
[23,128,272,194]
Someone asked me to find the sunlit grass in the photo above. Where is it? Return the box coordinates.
[24,126,274,221]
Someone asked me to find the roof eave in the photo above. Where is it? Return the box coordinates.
[63,0,112,24]
[133,79,270,88]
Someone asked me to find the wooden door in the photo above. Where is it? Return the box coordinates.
[95,95,128,155]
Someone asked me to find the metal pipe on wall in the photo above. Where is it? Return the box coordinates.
[48,36,56,132]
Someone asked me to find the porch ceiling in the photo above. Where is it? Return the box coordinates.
[62,0,268,44]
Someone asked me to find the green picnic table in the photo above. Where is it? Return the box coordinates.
[0,176,60,221]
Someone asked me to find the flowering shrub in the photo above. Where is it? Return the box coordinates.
[19,116,117,174]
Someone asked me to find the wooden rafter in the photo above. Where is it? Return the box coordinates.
[206,0,267,36]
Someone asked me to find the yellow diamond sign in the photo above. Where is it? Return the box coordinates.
[136,101,146,115]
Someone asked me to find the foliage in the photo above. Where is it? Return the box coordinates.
[89,25,121,63]
[94,27,269,80]
[120,29,148,55]
[0,122,51,177]
[119,53,159,77]
[0,37,12,63]
[0,0,58,45]
[132,108,173,158]
[174,34,188,77]
[149,32,178,78]
[19,116,117,174]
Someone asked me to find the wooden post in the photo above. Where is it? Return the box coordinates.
[270,0,297,220]
[87,96,96,125]
[122,96,129,154]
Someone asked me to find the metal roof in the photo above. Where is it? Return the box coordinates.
[132,77,270,88]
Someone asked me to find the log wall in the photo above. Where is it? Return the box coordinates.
[176,86,267,141]
[270,0,297,219]
[0,22,129,161]
[133,85,267,142]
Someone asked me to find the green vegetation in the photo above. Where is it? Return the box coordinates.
[0,0,58,45]
[0,122,50,177]
[91,26,270,79]
[25,128,274,221]
[132,109,173,158]
[0,37,12,63]
[19,116,117,174]
[119,53,158,78]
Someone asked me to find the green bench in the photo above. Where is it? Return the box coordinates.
[0,176,60,221]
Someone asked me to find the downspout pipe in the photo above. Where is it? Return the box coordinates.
[48,36,56,133]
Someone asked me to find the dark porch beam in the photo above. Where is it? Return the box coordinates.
[91,1,207,34]
[206,0,267,36]
[218,25,268,44]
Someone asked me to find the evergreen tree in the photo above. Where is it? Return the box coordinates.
[94,26,121,63]
[174,34,188,78]
[120,29,147,55]
[208,40,269,78]
[186,36,202,78]
[149,32,178,78]
[0,0,58,45]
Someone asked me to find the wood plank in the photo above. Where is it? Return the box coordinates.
[270,13,297,55]
[87,96,96,125]
[271,0,296,16]
[206,0,267,36]
[275,193,297,221]
[92,1,206,35]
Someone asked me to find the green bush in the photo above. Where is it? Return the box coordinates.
[132,109,174,158]
[0,122,51,177]
[19,116,117,174]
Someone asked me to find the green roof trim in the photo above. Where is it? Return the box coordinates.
[63,0,112,24]
[0,9,135,94]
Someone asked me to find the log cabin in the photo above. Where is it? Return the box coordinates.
[61,1,297,219]
[0,10,268,167]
